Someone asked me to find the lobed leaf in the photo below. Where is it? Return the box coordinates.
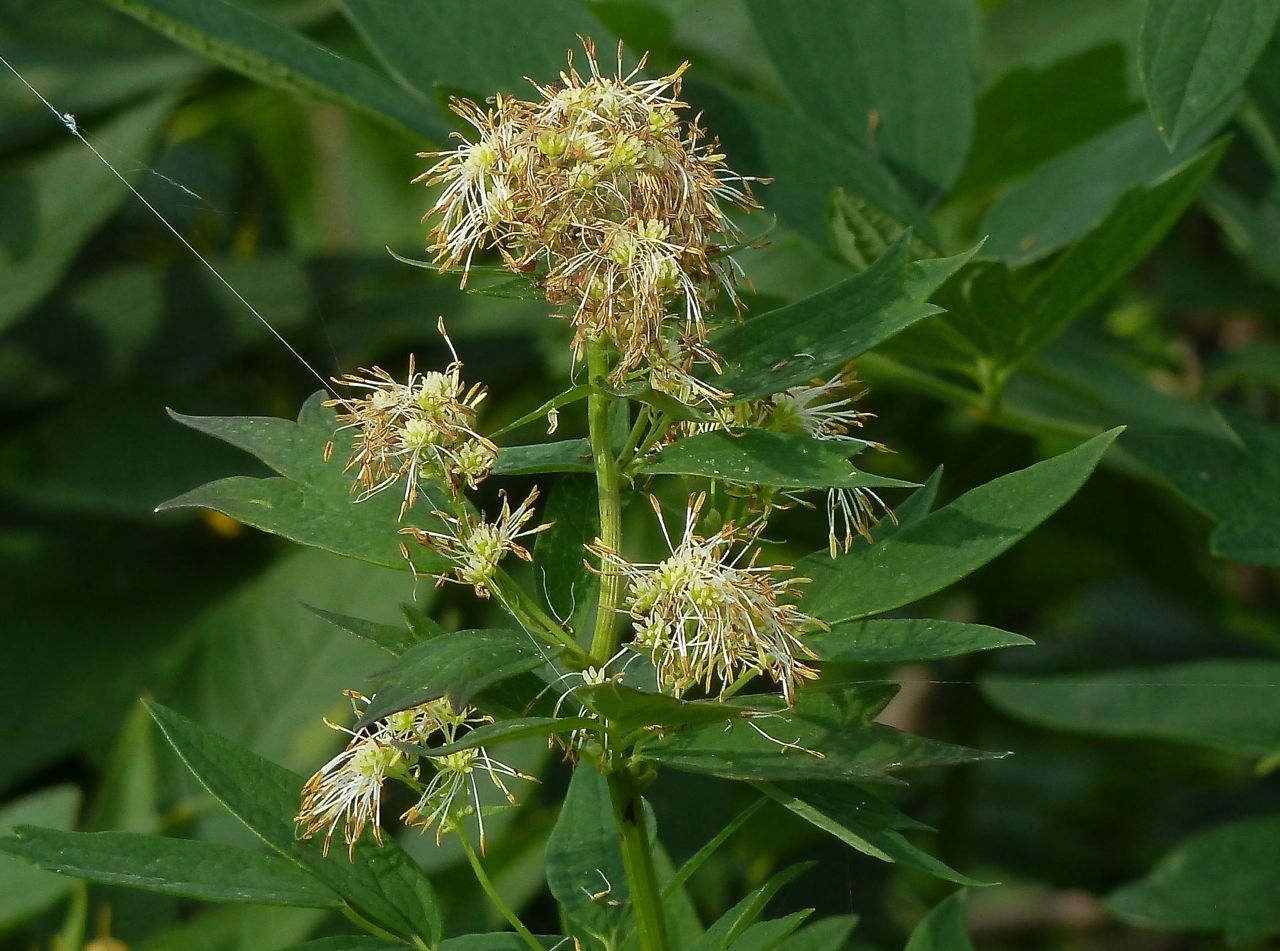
[162,393,450,572]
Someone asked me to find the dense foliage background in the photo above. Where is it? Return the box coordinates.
[2,0,1279,948]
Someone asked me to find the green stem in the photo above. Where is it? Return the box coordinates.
[587,340,625,662]
[460,833,544,951]
[607,771,669,951]
[340,905,405,944]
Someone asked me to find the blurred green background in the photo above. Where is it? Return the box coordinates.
[2,0,1279,948]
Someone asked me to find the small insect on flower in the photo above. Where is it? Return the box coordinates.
[400,487,553,597]
[589,494,824,705]
[325,319,496,517]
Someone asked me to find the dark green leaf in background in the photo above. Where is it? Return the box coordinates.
[0,95,173,333]
[546,763,632,941]
[744,0,976,206]
[983,659,1280,759]
[341,0,602,102]
[1106,814,1280,945]
[100,0,440,139]
[1138,0,1280,149]
[905,891,974,951]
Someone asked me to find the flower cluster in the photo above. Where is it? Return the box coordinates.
[590,494,823,705]
[417,38,763,390]
[327,323,495,518]
[295,693,528,858]
[400,487,551,598]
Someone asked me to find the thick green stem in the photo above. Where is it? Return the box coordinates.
[460,833,543,951]
[587,340,625,662]
[607,771,669,951]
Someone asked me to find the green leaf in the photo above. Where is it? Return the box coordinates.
[827,187,930,271]
[0,786,80,931]
[756,782,985,887]
[697,84,934,248]
[691,861,813,951]
[707,236,980,401]
[728,911,813,951]
[357,629,555,726]
[100,0,440,140]
[905,891,974,951]
[1139,0,1280,149]
[808,619,1032,666]
[1006,335,1280,566]
[493,439,594,476]
[744,0,975,205]
[777,915,858,951]
[302,604,419,657]
[162,393,450,572]
[983,659,1280,759]
[1005,138,1227,363]
[533,474,599,629]
[0,828,342,907]
[439,936,567,950]
[0,95,173,333]
[341,0,602,100]
[546,763,632,941]
[955,45,1142,196]
[1106,814,1280,945]
[640,687,1000,783]
[663,800,767,899]
[145,701,442,943]
[282,940,403,951]
[579,682,754,735]
[642,430,916,491]
[800,430,1120,623]
[980,111,1227,265]
[492,385,593,438]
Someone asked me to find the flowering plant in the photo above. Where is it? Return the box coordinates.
[0,27,1137,951]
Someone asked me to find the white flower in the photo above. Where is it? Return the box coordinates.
[401,747,530,853]
[401,487,552,597]
[768,373,873,441]
[327,324,495,515]
[590,494,822,705]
